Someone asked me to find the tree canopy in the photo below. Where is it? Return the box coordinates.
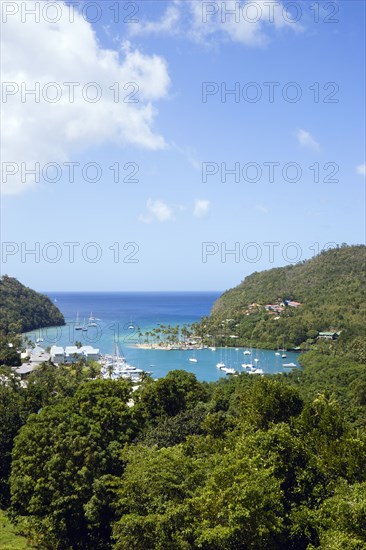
[197,245,366,349]
[0,275,65,335]
[0,351,364,549]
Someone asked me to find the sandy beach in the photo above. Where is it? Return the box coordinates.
[133,342,205,351]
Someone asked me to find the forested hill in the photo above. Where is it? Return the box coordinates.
[0,275,65,335]
[207,244,365,348]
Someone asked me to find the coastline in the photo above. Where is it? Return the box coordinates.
[132,342,206,351]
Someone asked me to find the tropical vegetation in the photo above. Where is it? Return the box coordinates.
[0,247,365,548]
[192,244,365,349]
[0,276,65,335]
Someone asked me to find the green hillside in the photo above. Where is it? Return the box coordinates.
[198,245,365,349]
[0,275,65,335]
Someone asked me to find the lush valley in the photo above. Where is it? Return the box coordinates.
[0,252,365,549]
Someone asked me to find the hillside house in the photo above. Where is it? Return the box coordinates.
[318,332,339,340]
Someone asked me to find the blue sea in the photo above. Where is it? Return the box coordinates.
[25,292,300,381]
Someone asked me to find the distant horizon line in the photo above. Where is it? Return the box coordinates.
[42,290,224,294]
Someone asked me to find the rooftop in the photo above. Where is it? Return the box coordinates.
[50,345,64,354]
[14,363,38,375]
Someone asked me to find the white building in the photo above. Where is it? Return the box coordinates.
[64,346,81,362]
[80,345,100,361]
[50,346,65,364]
[50,345,100,364]
[29,345,50,363]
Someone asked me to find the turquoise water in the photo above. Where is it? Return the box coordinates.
[119,347,301,382]
[25,292,301,381]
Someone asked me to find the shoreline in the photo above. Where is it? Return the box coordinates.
[132,343,207,351]
[131,343,303,352]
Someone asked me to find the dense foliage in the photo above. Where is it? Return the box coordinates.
[0,348,364,549]
[197,245,365,349]
[0,276,65,335]
[0,363,101,509]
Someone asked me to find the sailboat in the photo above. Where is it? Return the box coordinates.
[216,347,226,369]
[242,352,263,374]
[281,340,287,358]
[228,349,237,375]
[101,341,142,380]
[249,367,264,375]
[126,314,135,330]
[242,344,253,367]
[220,347,233,373]
[82,318,88,331]
[75,312,83,330]
[189,350,198,363]
[223,367,236,375]
[88,313,97,327]
[279,339,287,358]
[241,362,254,369]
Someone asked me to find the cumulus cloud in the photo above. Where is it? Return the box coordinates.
[295,129,320,152]
[193,199,210,218]
[1,2,170,194]
[130,0,303,47]
[356,163,366,176]
[139,199,175,223]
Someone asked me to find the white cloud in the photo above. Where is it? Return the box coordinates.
[255,204,269,214]
[139,199,175,223]
[130,0,303,47]
[295,129,320,152]
[129,3,181,36]
[139,198,209,222]
[356,163,366,176]
[193,199,210,218]
[1,2,170,195]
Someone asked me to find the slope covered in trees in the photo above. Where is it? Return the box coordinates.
[0,347,364,549]
[199,244,365,349]
[0,276,65,335]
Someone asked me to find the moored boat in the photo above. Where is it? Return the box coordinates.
[75,312,83,330]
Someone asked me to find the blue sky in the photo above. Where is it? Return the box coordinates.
[1,0,365,291]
